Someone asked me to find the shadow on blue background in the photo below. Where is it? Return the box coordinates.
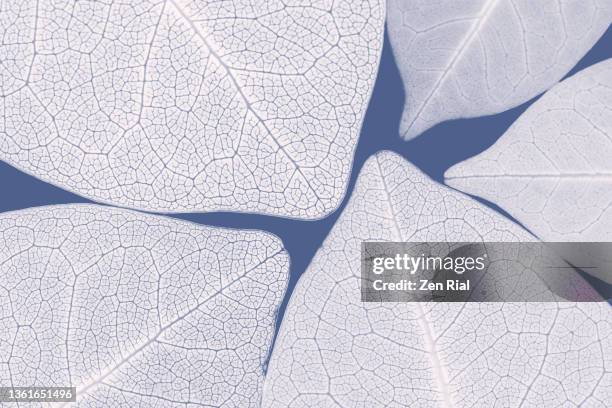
[1,26,611,366]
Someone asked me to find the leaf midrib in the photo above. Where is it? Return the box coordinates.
[446,173,612,180]
[168,0,325,204]
[56,248,284,407]
[374,155,456,408]
[404,0,500,136]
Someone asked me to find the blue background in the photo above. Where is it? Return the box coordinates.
[1,26,611,363]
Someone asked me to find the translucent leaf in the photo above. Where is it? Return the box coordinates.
[387,0,612,139]
[446,59,612,283]
[0,204,288,407]
[263,151,610,407]
[0,0,384,218]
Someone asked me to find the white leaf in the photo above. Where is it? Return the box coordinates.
[446,59,612,283]
[387,0,612,140]
[0,0,384,218]
[263,151,610,408]
[0,204,288,407]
